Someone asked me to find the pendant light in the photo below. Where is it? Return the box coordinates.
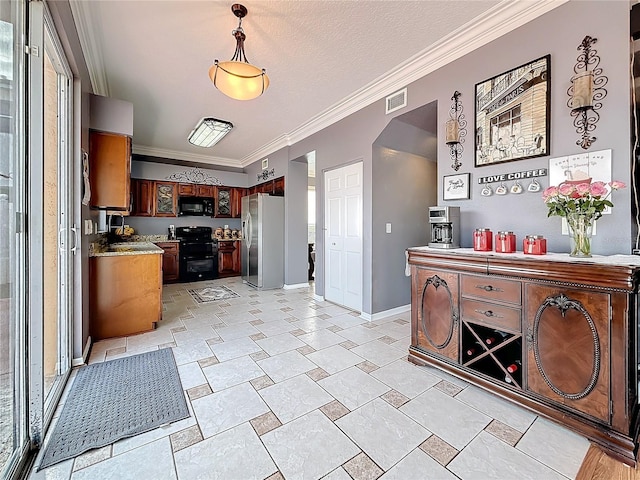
[209,4,270,101]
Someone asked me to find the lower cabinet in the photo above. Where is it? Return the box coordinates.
[411,267,459,362]
[156,242,179,283]
[89,253,162,340]
[218,240,241,277]
[407,249,640,466]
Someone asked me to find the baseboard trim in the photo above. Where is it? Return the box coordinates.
[313,293,324,302]
[72,336,92,367]
[283,282,309,290]
[360,304,411,322]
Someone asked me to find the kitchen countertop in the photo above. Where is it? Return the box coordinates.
[90,241,163,257]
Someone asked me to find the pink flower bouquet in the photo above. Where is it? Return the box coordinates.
[543,180,626,220]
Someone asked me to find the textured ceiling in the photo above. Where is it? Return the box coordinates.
[71,1,558,168]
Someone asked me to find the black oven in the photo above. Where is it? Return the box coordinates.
[176,226,218,281]
[178,197,213,216]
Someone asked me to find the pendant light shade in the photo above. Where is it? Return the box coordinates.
[209,60,269,101]
[210,4,269,101]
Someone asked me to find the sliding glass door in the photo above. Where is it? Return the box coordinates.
[28,1,75,443]
[0,0,27,477]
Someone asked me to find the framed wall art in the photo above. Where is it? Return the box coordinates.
[474,54,551,167]
[443,173,470,200]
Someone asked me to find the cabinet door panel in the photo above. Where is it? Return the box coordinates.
[89,131,131,209]
[154,182,177,217]
[526,284,610,423]
[412,267,459,362]
[132,179,153,216]
[179,183,196,195]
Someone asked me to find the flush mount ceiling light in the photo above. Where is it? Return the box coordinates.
[188,118,233,147]
[209,3,270,101]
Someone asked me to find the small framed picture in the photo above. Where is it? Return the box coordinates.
[443,173,470,200]
[261,158,269,170]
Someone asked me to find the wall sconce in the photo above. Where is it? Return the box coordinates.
[446,91,467,171]
[566,35,608,149]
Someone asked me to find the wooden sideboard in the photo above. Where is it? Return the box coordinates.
[407,247,640,465]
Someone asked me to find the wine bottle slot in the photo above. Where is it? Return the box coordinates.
[506,360,521,373]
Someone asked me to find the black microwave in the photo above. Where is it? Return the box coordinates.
[178,196,214,216]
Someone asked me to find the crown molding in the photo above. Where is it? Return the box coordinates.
[132,144,242,168]
[240,134,290,167]
[240,0,568,167]
[69,0,110,96]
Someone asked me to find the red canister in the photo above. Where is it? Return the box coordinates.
[473,228,492,251]
[523,235,547,255]
[495,231,516,253]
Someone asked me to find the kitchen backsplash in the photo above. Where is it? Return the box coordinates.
[124,215,242,236]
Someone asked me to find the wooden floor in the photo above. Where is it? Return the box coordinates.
[576,445,640,480]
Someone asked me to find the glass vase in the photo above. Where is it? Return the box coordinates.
[566,212,594,258]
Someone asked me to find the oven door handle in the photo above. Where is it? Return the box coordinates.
[181,254,216,260]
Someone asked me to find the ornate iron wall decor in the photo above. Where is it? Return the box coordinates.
[257,168,275,181]
[165,168,222,185]
[566,36,608,150]
[420,275,457,349]
[446,91,466,171]
[531,294,601,400]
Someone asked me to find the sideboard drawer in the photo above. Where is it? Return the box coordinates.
[461,275,521,305]
[461,298,521,332]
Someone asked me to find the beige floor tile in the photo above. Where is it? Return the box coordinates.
[342,452,383,480]
[170,425,203,452]
[485,419,523,446]
[250,411,282,436]
[419,435,459,466]
[320,400,350,421]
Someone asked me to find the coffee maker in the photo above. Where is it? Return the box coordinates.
[428,206,460,249]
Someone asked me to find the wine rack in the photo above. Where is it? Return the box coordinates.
[461,322,523,388]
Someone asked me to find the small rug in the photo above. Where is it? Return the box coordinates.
[39,348,189,470]
[189,285,240,303]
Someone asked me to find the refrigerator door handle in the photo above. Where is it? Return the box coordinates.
[246,213,253,249]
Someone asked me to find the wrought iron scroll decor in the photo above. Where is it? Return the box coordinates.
[446,91,467,171]
[566,36,608,150]
[165,168,222,185]
[420,275,457,350]
[257,168,275,181]
[532,294,601,400]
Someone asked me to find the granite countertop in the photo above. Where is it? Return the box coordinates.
[406,246,640,267]
[90,241,163,257]
[217,238,241,242]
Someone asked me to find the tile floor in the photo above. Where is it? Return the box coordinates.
[29,277,591,480]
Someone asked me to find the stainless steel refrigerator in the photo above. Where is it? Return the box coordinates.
[241,193,284,289]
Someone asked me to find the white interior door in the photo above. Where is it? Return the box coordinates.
[324,162,362,311]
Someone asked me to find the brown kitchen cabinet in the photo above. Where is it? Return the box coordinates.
[154,181,178,217]
[178,183,196,196]
[197,184,213,197]
[131,178,154,216]
[156,242,180,283]
[407,248,640,466]
[411,267,459,363]
[231,187,246,218]
[215,187,232,218]
[232,240,241,273]
[272,176,285,196]
[89,130,131,210]
[218,241,236,277]
[89,252,162,340]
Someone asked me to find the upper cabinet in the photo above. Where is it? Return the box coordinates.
[131,179,153,216]
[249,176,285,197]
[178,183,196,196]
[154,181,178,217]
[231,187,246,218]
[89,131,131,210]
[215,187,232,218]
